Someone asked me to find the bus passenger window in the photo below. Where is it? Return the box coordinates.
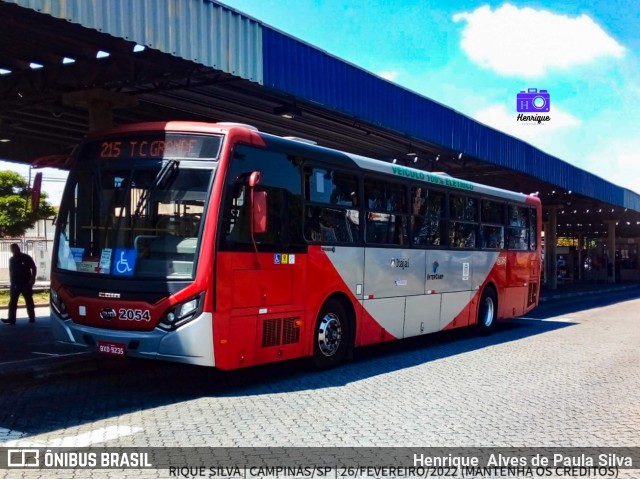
[449,195,478,248]
[364,179,408,245]
[507,205,529,250]
[480,199,505,249]
[304,167,360,244]
[411,188,445,246]
[220,145,304,251]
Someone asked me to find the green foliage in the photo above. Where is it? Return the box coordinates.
[0,170,55,238]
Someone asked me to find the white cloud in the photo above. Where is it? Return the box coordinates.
[378,70,399,82]
[583,141,640,194]
[453,4,625,77]
[474,103,581,143]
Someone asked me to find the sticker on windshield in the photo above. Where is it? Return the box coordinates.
[99,248,112,274]
[113,249,136,276]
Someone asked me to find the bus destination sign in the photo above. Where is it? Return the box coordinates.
[87,133,222,161]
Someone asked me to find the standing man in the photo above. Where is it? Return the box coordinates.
[2,243,37,324]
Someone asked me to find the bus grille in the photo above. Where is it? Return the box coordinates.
[282,316,301,345]
[261,316,301,348]
[261,319,282,348]
[527,282,538,306]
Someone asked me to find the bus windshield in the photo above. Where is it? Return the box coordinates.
[55,133,221,279]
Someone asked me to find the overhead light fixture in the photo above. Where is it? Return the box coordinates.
[29,62,43,69]
[133,44,146,53]
[274,105,302,119]
[435,155,440,161]
[96,50,110,59]
[62,57,76,64]
[0,138,11,143]
[413,157,419,163]
[392,158,397,164]
[0,68,11,75]
[458,153,463,160]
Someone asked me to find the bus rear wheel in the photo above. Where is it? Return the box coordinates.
[313,299,350,369]
[476,287,497,335]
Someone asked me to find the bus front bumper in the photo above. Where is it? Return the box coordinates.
[50,311,215,367]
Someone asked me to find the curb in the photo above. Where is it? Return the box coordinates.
[539,284,640,303]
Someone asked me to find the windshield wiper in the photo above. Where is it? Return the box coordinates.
[132,159,179,220]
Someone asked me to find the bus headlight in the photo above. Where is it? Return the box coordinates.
[159,293,204,331]
[50,288,69,319]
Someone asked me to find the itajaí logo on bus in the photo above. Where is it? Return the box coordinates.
[427,260,443,280]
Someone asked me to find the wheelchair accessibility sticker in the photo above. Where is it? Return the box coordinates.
[113,249,137,276]
[273,253,295,265]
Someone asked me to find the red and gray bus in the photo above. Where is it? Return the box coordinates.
[50,121,541,369]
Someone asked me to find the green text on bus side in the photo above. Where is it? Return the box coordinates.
[390,166,474,191]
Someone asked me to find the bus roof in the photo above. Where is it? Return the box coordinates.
[258,130,539,206]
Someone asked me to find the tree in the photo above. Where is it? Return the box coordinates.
[0,170,56,238]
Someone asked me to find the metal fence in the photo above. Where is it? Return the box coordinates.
[0,239,53,282]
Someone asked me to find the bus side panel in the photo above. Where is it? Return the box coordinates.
[440,251,500,329]
[214,251,308,369]
[363,247,425,341]
[502,251,530,318]
[307,246,397,347]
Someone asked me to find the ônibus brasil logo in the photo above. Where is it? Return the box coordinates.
[516,88,550,124]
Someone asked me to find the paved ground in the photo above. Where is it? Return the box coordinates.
[0,289,639,478]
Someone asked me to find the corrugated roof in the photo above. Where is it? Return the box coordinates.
[4,0,263,82]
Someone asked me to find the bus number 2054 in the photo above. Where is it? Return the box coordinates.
[118,309,151,321]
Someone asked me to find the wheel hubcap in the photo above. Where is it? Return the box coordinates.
[482,297,494,327]
[318,313,342,357]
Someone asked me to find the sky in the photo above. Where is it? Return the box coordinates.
[3,0,638,205]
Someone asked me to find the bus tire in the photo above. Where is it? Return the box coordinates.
[476,286,497,335]
[313,298,351,369]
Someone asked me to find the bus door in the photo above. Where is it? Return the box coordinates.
[361,180,425,342]
[437,194,481,329]
[215,145,307,369]
[504,204,532,317]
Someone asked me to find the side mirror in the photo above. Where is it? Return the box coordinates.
[30,172,42,215]
[252,191,268,234]
[248,171,261,188]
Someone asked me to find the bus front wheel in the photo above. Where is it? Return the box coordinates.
[313,298,350,369]
[476,287,497,335]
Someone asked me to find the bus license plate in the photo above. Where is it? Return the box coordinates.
[97,341,126,356]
